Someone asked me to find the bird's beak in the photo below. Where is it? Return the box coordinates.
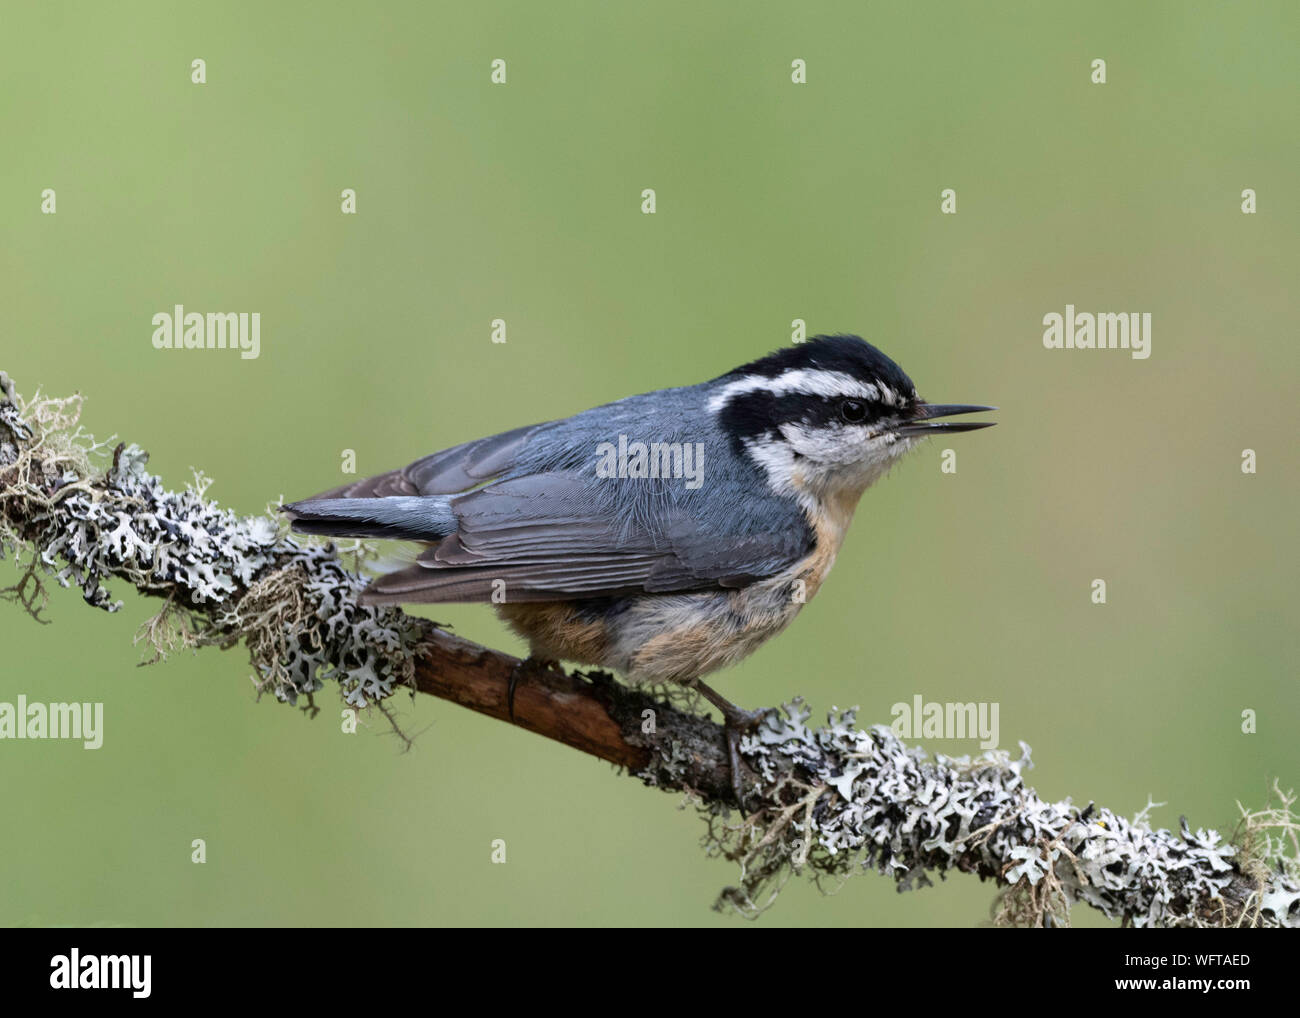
[895,402,997,436]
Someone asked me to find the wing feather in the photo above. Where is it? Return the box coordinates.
[294,408,814,605]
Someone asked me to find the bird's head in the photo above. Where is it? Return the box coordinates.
[707,334,995,509]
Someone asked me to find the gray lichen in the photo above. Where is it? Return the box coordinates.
[689,701,1300,926]
[0,381,429,711]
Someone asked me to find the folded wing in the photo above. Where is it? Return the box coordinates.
[286,420,812,604]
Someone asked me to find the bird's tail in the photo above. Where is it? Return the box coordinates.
[282,496,455,542]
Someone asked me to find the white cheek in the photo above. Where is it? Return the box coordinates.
[797,425,917,491]
[781,422,857,464]
[744,426,919,506]
[738,439,816,514]
[851,434,911,482]
[743,440,795,487]
[782,422,908,467]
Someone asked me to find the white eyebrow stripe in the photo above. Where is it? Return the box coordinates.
[707,369,885,413]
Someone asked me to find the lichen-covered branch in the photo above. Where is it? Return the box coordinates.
[1,370,1296,927]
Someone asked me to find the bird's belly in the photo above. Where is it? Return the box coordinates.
[495,570,817,685]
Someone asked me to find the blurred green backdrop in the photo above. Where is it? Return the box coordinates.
[2,0,1296,927]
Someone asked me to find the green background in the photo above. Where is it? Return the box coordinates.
[2,1,1296,927]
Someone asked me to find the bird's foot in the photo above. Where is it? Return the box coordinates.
[691,679,771,813]
[506,656,562,721]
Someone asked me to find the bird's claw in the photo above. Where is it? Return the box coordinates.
[722,711,768,813]
[506,656,561,721]
[691,679,771,813]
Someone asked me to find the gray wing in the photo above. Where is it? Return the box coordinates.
[300,423,542,500]
[361,471,813,605]
[291,406,814,605]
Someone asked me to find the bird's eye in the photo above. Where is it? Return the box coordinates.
[839,398,869,424]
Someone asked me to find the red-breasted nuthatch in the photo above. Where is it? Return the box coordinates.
[285,335,994,802]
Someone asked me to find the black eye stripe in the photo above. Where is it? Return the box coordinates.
[718,390,889,454]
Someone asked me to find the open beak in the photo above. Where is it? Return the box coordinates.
[895,402,997,436]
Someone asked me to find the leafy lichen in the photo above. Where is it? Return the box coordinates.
[0,376,429,712]
[693,701,1300,927]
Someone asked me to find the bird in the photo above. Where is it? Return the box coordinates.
[283,334,994,804]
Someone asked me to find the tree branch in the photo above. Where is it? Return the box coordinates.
[1,370,1296,927]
